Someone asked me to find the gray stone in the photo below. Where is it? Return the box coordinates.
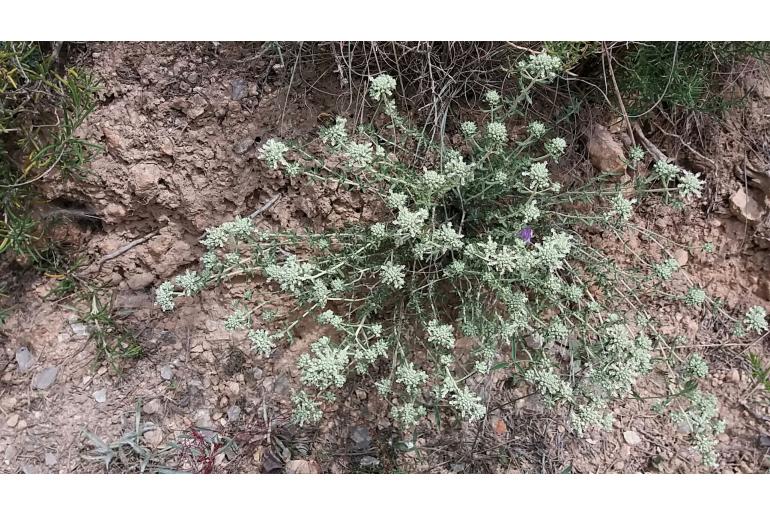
[70,323,90,338]
[93,389,107,403]
[15,347,34,372]
[160,365,174,381]
[233,138,253,155]
[272,374,291,397]
[623,430,642,446]
[143,398,162,415]
[227,405,241,423]
[32,367,59,390]
[350,426,371,450]
[44,453,58,467]
[251,367,263,380]
[231,78,248,100]
[126,272,155,291]
[359,456,380,467]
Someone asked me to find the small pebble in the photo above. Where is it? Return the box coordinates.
[6,414,19,428]
[160,365,174,381]
[623,430,642,446]
[93,389,107,403]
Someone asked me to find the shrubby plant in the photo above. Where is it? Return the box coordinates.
[156,53,768,467]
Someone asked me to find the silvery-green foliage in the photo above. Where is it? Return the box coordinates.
[156,64,716,459]
[744,305,768,334]
[670,390,725,468]
[258,139,288,169]
[684,353,709,379]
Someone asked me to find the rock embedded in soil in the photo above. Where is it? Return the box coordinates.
[623,430,642,446]
[93,389,107,403]
[226,405,241,423]
[730,188,765,223]
[233,138,253,155]
[231,78,248,101]
[143,398,162,415]
[285,459,321,474]
[6,414,20,428]
[587,124,627,174]
[44,453,58,467]
[32,367,59,390]
[15,347,34,373]
[160,365,174,381]
[350,426,372,451]
[144,428,164,448]
[126,272,155,291]
[674,249,689,266]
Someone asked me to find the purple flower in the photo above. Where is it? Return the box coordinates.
[518,226,533,244]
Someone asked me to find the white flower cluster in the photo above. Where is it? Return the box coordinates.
[486,121,508,145]
[520,199,541,223]
[524,358,575,407]
[460,121,478,137]
[678,171,704,200]
[176,269,204,296]
[258,138,289,169]
[653,161,704,201]
[318,309,345,330]
[387,190,408,210]
[368,73,397,101]
[569,400,613,437]
[443,151,475,184]
[684,353,709,379]
[585,324,652,399]
[517,53,563,81]
[370,222,387,239]
[248,328,279,357]
[527,121,547,139]
[155,281,176,312]
[422,169,446,190]
[533,230,573,272]
[345,141,374,168]
[545,317,569,342]
[320,116,348,147]
[291,391,323,427]
[298,336,349,390]
[413,223,464,258]
[201,216,254,250]
[224,308,249,331]
[608,193,636,224]
[628,145,645,165]
[353,338,389,374]
[744,305,768,334]
[671,390,725,467]
[395,362,428,396]
[380,261,406,289]
[427,320,455,349]
[684,287,707,306]
[265,254,314,294]
[449,387,487,422]
[653,258,680,280]
[522,162,551,190]
[484,90,501,106]
[391,401,426,427]
[471,237,534,276]
[394,207,428,239]
[545,137,567,161]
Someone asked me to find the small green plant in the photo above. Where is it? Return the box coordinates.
[1,42,98,269]
[156,54,740,467]
[748,353,770,393]
[76,289,143,371]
